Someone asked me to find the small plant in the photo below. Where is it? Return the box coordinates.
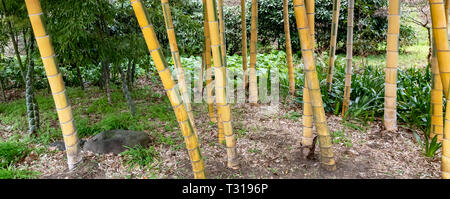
[0,165,40,179]
[0,141,30,168]
[330,130,352,148]
[121,145,159,169]
[413,132,442,158]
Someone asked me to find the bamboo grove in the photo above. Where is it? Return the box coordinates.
[12,0,449,178]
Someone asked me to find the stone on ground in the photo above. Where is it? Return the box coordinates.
[83,130,151,154]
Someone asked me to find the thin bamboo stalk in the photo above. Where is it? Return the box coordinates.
[241,0,248,91]
[342,0,354,116]
[130,0,206,179]
[431,0,450,98]
[217,0,227,144]
[25,0,82,170]
[384,0,401,131]
[284,0,295,96]
[429,0,450,180]
[293,0,336,171]
[326,0,341,91]
[205,0,240,169]
[161,0,197,132]
[203,0,217,123]
[249,0,258,104]
[301,0,314,156]
[430,36,444,142]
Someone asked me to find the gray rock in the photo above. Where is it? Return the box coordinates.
[50,139,86,151]
[82,130,151,154]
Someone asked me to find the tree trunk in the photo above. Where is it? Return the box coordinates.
[241,0,248,91]
[161,0,198,133]
[429,0,450,179]
[102,61,112,104]
[0,77,6,102]
[203,0,217,123]
[205,0,240,170]
[25,0,82,170]
[131,0,206,179]
[249,0,258,104]
[283,0,295,96]
[326,0,341,91]
[342,0,354,116]
[301,0,315,158]
[384,0,401,131]
[119,62,136,116]
[25,52,37,136]
[75,64,84,90]
[293,0,336,171]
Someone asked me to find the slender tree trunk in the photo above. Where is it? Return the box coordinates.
[25,52,37,135]
[205,0,240,169]
[102,61,112,104]
[301,0,315,158]
[326,0,341,91]
[384,0,401,131]
[217,0,228,143]
[283,0,295,96]
[118,62,136,116]
[293,0,336,171]
[161,0,198,132]
[241,0,248,91]
[342,0,354,116]
[203,0,217,123]
[249,0,258,104]
[0,77,6,102]
[430,36,443,142]
[131,0,206,179]
[427,27,432,67]
[25,0,82,170]
[429,0,450,179]
[75,64,84,90]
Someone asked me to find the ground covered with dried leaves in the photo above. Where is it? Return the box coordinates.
[1,83,439,178]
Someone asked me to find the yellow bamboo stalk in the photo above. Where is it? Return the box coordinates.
[249,0,258,104]
[342,0,354,116]
[284,0,295,96]
[326,0,341,91]
[293,0,336,171]
[203,0,217,123]
[25,0,82,170]
[241,0,248,90]
[384,0,400,131]
[446,0,449,22]
[301,0,314,156]
[205,0,240,169]
[430,37,444,142]
[431,0,450,98]
[217,0,226,144]
[130,0,205,179]
[161,0,197,132]
[430,0,450,180]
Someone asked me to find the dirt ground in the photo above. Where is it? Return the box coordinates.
[9,93,440,179]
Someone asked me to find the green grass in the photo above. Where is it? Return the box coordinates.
[0,166,40,179]
[0,141,30,168]
[121,145,159,169]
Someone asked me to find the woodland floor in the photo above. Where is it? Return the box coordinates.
[0,76,440,179]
